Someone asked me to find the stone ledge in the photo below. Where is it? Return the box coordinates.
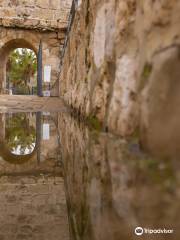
[0,95,67,113]
[0,17,68,31]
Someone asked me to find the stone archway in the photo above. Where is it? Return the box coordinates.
[0,28,62,96]
[0,38,38,94]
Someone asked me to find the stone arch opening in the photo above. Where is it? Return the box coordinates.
[0,39,38,94]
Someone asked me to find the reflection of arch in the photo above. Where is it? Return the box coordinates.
[0,112,41,165]
[0,38,38,93]
[0,141,37,164]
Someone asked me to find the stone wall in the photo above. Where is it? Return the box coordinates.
[0,0,72,30]
[59,0,138,136]
[59,0,180,154]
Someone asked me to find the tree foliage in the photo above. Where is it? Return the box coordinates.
[7,48,37,88]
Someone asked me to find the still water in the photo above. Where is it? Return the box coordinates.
[0,111,179,240]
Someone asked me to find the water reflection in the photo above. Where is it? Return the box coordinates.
[0,112,69,240]
[5,113,36,155]
[0,112,60,172]
[0,111,179,239]
[58,112,180,240]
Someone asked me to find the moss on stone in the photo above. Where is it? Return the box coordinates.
[142,63,152,78]
[139,63,153,90]
[131,127,140,141]
[86,115,102,131]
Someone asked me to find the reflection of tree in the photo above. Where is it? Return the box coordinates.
[5,113,36,155]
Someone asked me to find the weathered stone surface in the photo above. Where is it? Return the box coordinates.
[59,0,180,155]
[0,0,71,31]
[140,46,180,158]
[59,0,139,136]
[0,175,69,240]
[0,17,67,31]
[108,54,139,136]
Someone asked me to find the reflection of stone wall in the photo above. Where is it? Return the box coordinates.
[0,175,69,240]
[59,0,180,154]
[58,112,180,240]
[0,114,5,139]
[0,155,61,176]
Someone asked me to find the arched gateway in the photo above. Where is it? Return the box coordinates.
[0,0,72,96]
[0,38,38,94]
[0,29,62,96]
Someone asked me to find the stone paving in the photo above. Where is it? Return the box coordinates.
[0,95,66,113]
[0,175,69,240]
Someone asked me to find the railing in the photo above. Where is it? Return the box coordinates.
[50,0,78,91]
[59,0,78,73]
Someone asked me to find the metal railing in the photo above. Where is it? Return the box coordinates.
[50,0,78,91]
[59,0,78,73]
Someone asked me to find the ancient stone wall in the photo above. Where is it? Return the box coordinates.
[59,0,138,135]
[59,0,180,153]
[0,0,72,30]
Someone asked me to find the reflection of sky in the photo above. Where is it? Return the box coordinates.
[12,142,35,155]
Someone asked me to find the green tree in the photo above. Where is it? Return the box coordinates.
[6,48,37,93]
